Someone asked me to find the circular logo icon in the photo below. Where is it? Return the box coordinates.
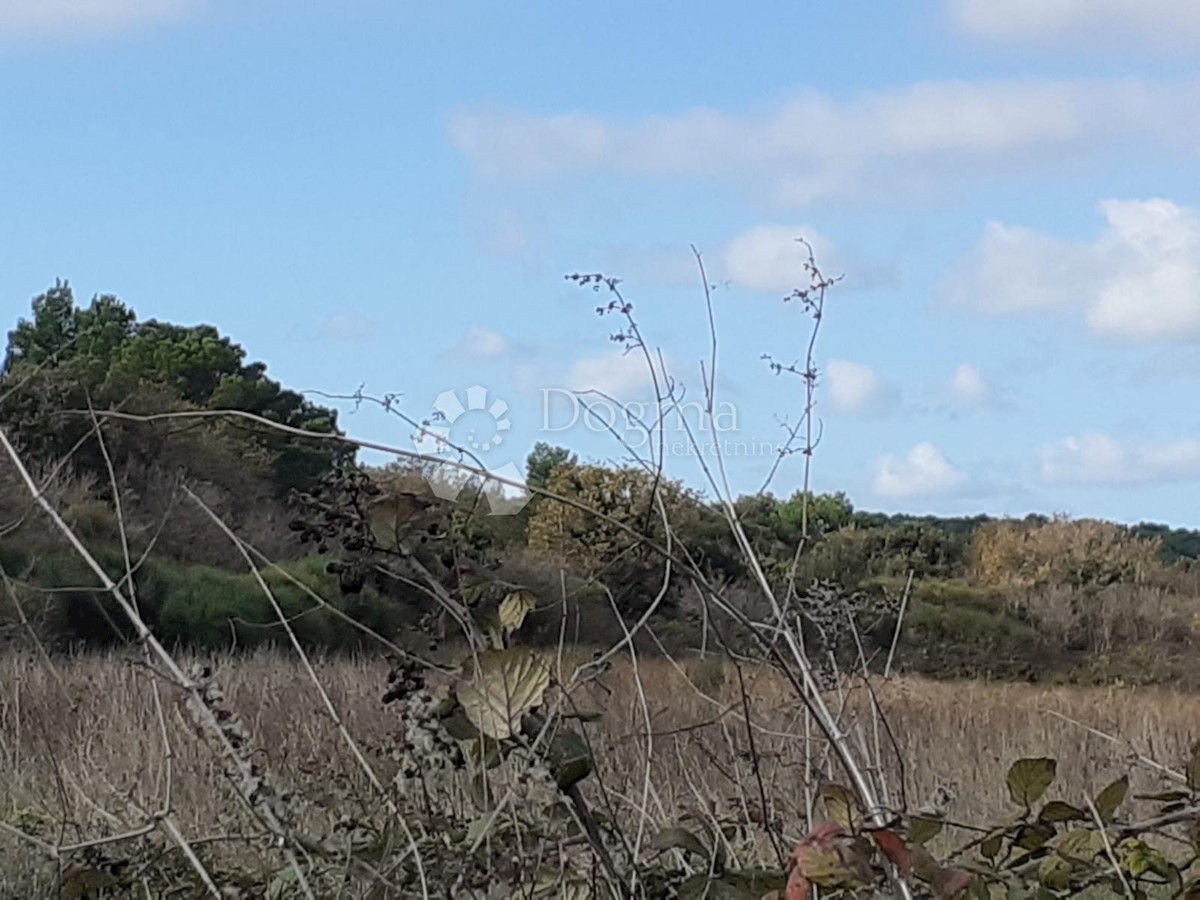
[418,385,530,515]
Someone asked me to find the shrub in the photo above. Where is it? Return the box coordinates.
[969,516,1162,588]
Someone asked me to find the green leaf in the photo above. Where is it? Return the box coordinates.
[456,649,551,739]
[677,870,787,899]
[1056,828,1105,863]
[1007,758,1057,808]
[979,832,1004,862]
[1187,741,1200,792]
[1014,823,1057,851]
[266,865,301,899]
[1124,838,1176,881]
[1038,801,1084,823]
[820,783,860,830]
[441,708,481,740]
[651,827,711,860]
[1135,790,1191,803]
[908,815,944,846]
[1092,775,1128,823]
[547,728,593,790]
[1037,856,1072,891]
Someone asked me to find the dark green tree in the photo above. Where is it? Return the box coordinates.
[525,442,577,491]
[1,281,350,495]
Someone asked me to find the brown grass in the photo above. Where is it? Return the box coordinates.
[1,650,1198,894]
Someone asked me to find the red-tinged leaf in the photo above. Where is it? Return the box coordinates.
[790,820,868,890]
[932,866,973,900]
[786,868,811,900]
[871,829,912,874]
[910,845,942,882]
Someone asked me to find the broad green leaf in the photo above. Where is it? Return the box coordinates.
[1037,856,1072,891]
[456,649,551,739]
[1092,775,1128,823]
[1124,839,1177,882]
[1007,758,1057,808]
[1038,801,1084,823]
[499,589,537,633]
[548,728,593,790]
[678,870,788,899]
[441,708,481,740]
[651,827,711,860]
[266,865,301,899]
[908,815,944,846]
[1187,741,1200,792]
[979,832,1004,862]
[1014,823,1056,851]
[1056,828,1105,862]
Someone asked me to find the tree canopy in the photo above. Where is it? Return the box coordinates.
[1,280,350,495]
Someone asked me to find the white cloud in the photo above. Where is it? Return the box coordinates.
[952,198,1200,343]
[450,78,1200,207]
[447,326,510,360]
[0,0,198,35]
[566,351,657,398]
[1039,432,1200,485]
[317,312,378,343]
[826,360,898,416]
[949,363,990,409]
[873,443,969,500]
[948,0,1200,48]
[722,225,835,292]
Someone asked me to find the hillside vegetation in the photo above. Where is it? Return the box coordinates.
[3,282,1200,686]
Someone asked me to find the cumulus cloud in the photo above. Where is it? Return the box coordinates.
[1039,432,1200,485]
[449,78,1200,207]
[446,327,510,360]
[722,225,836,292]
[948,0,1200,49]
[826,360,898,416]
[566,351,657,398]
[951,198,1200,343]
[949,363,991,409]
[0,0,199,35]
[873,443,970,500]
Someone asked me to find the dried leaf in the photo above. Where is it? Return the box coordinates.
[932,866,973,899]
[498,589,537,634]
[820,783,860,831]
[456,649,550,739]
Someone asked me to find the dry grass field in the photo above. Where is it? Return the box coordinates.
[2,649,1198,895]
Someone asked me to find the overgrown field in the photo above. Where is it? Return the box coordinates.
[2,651,1198,896]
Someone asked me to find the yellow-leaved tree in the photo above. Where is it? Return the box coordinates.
[968,516,1162,588]
[526,462,700,613]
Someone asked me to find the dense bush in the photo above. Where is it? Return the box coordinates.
[0,549,409,651]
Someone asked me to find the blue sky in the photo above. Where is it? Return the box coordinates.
[4,0,1200,524]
